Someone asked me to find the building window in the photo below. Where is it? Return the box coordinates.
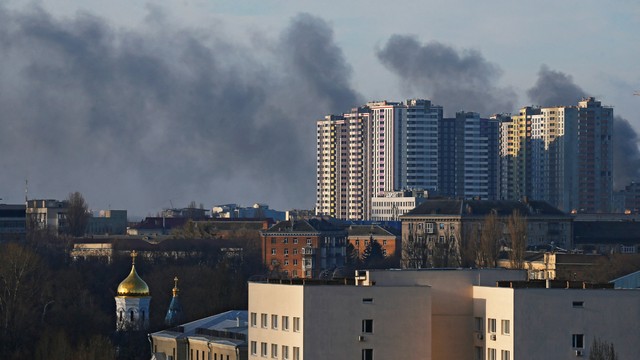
[501,350,510,360]
[572,334,584,348]
[362,349,373,360]
[501,320,510,335]
[488,348,496,360]
[282,316,289,331]
[383,239,387,245]
[488,318,497,333]
[474,346,483,360]
[283,238,288,244]
[261,342,267,357]
[251,341,257,356]
[282,345,289,360]
[271,344,278,358]
[355,240,360,245]
[271,248,276,255]
[572,301,584,308]
[439,223,444,229]
[362,319,373,333]
[293,347,300,360]
[261,313,268,328]
[251,312,257,327]
[271,238,276,244]
[306,238,312,245]
[293,317,300,332]
[293,238,298,244]
[284,248,289,255]
[362,298,374,304]
[271,314,278,329]
[474,317,483,332]
[426,222,433,233]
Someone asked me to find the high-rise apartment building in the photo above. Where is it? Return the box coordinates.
[499,98,612,213]
[439,112,499,200]
[316,99,442,220]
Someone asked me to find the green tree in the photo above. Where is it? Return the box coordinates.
[589,338,617,360]
[66,192,89,237]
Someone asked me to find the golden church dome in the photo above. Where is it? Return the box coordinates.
[116,251,150,297]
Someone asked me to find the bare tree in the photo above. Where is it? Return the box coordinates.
[402,226,430,269]
[507,210,527,269]
[479,213,502,268]
[460,223,480,268]
[432,224,461,268]
[589,338,617,360]
[65,192,89,237]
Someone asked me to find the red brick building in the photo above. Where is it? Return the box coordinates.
[347,224,400,260]
[260,219,347,279]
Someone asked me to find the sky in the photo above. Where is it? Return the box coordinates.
[1,0,639,217]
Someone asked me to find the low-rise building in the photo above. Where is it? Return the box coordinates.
[260,219,347,279]
[370,190,427,221]
[0,204,26,241]
[151,310,248,360]
[249,269,640,360]
[87,209,127,235]
[26,199,67,234]
[346,224,399,259]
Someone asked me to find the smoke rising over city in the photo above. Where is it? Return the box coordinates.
[527,65,640,190]
[0,7,358,214]
[376,35,516,117]
[0,5,637,214]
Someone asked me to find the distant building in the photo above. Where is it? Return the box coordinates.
[346,224,399,259]
[212,203,286,221]
[26,199,67,234]
[260,219,347,279]
[150,310,248,360]
[573,214,640,253]
[400,199,572,267]
[439,112,500,200]
[498,98,613,213]
[497,252,604,281]
[370,190,427,221]
[126,217,188,236]
[162,207,209,220]
[0,204,26,241]
[86,209,127,235]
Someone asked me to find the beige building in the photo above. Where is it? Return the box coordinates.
[150,310,248,360]
[248,278,432,360]
[474,283,640,360]
[249,269,640,359]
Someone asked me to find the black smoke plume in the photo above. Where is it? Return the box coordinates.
[527,65,640,189]
[376,35,516,117]
[0,6,360,214]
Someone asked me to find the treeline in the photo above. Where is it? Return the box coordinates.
[0,231,264,359]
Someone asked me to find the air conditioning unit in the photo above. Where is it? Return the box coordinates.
[476,333,483,340]
[490,334,497,341]
[358,336,365,342]
[575,350,583,357]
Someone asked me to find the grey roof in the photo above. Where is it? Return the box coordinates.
[403,199,566,217]
[347,225,397,237]
[151,310,247,343]
[264,218,344,234]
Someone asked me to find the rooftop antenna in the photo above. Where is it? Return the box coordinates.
[25,179,29,204]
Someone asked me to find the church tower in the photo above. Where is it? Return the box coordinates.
[164,277,184,327]
[115,251,151,331]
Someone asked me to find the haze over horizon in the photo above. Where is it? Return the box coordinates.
[1,1,638,216]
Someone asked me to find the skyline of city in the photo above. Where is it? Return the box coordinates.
[0,2,638,217]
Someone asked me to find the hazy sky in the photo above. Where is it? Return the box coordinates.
[1,1,639,216]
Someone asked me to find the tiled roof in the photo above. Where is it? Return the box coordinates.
[347,225,396,237]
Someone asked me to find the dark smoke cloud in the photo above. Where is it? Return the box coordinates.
[526,65,586,106]
[376,35,516,117]
[526,65,640,189]
[0,7,360,215]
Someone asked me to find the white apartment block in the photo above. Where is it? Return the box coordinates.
[249,269,640,359]
[316,99,442,221]
[370,190,427,221]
